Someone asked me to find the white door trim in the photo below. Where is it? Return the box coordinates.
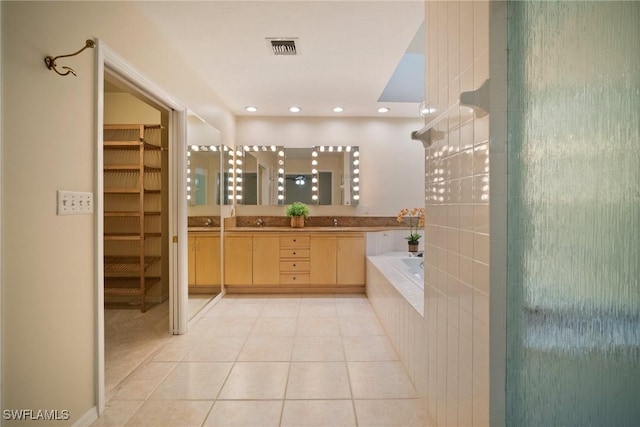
[95,39,188,414]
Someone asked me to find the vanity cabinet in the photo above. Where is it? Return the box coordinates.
[224,235,253,285]
[188,232,221,287]
[224,231,365,292]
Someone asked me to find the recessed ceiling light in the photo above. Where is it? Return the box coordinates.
[289,106,302,113]
[377,107,390,113]
[245,106,258,112]
[332,107,344,113]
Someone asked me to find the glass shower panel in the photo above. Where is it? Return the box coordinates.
[507,2,640,425]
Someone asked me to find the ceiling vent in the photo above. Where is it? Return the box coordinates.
[267,38,298,56]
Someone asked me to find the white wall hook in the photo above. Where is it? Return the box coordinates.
[460,78,490,118]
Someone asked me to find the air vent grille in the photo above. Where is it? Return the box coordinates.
[269,39,298,56]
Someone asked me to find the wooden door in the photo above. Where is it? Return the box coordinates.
[309,235,337,285]
[337,235,365,285]
[224,235,253,285]
[253,234,279,285]
[188,235,197,285]
[195,235,221,285]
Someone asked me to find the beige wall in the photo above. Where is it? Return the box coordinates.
[104,93,161,125]
[235,116,425,216]
[1,2,233,425]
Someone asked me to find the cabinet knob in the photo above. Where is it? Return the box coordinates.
[293,276,296,280]
[293,239,297,242]
[293,251,296,255]
[293,264,296,267]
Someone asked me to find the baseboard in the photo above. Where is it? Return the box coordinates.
[72,406,98,427]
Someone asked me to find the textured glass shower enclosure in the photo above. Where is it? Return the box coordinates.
[507,1,640,425]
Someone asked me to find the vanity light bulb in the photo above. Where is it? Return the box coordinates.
[278,185,284,191]
[187,195,191,200]
[278,151,285,157]
[278,177,284,183]
[228,177,234,182]
[353,177,360,183]
[236,159,243,165]
[253,146,259,151]
[353,151,360,157]
[312,178,317,183]
[271,146,276,151]
[354,186,359,191]
[237,177,242,183]
[236,168,242,174]
[228,168,234,174]
[236,186,242,191]
[329,146,334,152]
[186,168,191,174]
[312,169,318,174]
[278,168,284,174]
[191,146,199,151]
[278,160,284,165]
[353,159,359,166]
[243,146,250,151]
[312,195,318,200]
[228,159,234,164]
[346,146,352,152]
[337,146,343,152]
[353,195,360,200]
[278,195,284,200]
[210,145,216,151]
[228,185,234,190]
[187,152,191,157]
[187,177,191,183]
[236,195,242,200]
[320,146,325,152]
[311,151,318,157]
[312,160,318,166]
[353,168,360,174]
[312,186,317,191]
[187,186,191,191]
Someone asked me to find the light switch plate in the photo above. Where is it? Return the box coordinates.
[57,190,94,215]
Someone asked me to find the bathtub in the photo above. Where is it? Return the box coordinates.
[366,252,425,315]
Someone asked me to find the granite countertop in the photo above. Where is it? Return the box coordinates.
[224,226,403,232]
[188,227,221,232]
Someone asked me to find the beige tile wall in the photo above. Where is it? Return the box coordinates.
[423,2,491,425]
[368,2,497,426]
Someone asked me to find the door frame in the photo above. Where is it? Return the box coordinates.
[94,39,189,414]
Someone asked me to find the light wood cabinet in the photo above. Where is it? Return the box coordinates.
[224,231,365,293]
[337,235,366,285]
[253,235,280,285]
[188,233,221,286]
[224,235,253,285]
[309,236,337,285]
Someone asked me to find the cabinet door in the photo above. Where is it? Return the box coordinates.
[337,235,365,285]
[253,235,279,285]
[195,235,221,286]
[224,235,253,285]
[309,236,337,285]
[188,236,197,286]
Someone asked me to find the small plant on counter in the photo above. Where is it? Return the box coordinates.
[285,202,309,228]
[285,201,310,218]
[397,207,425,244]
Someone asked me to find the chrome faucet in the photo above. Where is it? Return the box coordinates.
[256,218,264,227]
[333,218,338,227]
[205,218,213,226]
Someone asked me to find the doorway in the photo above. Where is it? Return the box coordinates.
[96,40,189,414]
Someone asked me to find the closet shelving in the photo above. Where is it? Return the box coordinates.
[103,124,163,312]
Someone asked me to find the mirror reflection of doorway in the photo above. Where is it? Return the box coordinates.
[102,74,172,399]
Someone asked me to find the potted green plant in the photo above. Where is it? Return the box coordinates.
[397,207,425,252]
[285,201,309,228]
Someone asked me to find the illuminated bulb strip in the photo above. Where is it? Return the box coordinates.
[276,146,286,204]
[311,147,319,203]
[351,148,360,204]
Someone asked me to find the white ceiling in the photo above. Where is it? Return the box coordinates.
[134,1,425,118]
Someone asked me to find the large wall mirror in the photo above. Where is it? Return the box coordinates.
[235,145,359,206]
[186,114,226,320]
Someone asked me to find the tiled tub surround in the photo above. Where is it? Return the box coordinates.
[368,253,425,315]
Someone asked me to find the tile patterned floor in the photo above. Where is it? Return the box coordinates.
[92,294,431,427]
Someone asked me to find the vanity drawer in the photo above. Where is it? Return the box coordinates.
[279,261,310,272]
[279,235,310,248]
[279,249,310,259]
[279,273,310,285]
